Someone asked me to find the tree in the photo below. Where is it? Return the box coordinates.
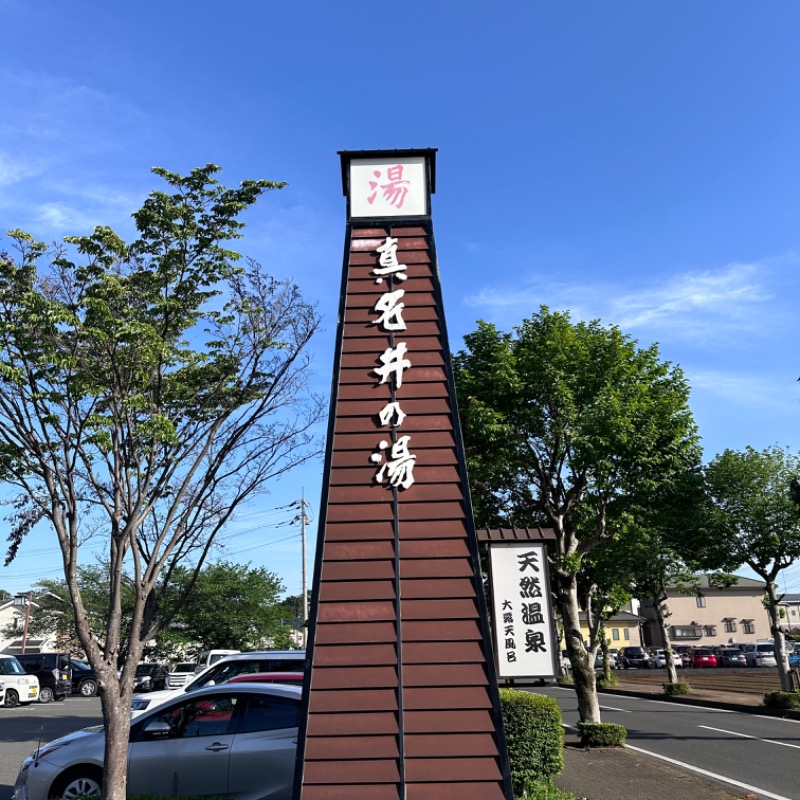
[705,445,800,691]
[454,309,700,723]
[4,561,289,660]
[0,165,321,800]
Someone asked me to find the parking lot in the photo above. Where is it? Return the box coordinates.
[0,696,102,799]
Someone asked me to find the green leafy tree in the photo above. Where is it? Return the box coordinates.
[454,309,700,723]
[705,445,800,691]
[0,165,321,800]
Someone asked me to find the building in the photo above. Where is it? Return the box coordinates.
[639,575,769,648]
[0,595,57,654]
[778,593,800,635]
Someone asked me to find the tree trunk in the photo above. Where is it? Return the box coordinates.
[558,573,601,723]
[653,591,679,685]
[100,669,133,800]
[765,581,793,692]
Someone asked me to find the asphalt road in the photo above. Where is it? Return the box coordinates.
[537,685,800,800]
[0,696,102,800]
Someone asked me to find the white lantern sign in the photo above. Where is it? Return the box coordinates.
[349,156,428,218]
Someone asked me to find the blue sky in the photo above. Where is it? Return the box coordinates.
[1,1,799,599]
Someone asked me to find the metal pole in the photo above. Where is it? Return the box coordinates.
[21,592,32,654]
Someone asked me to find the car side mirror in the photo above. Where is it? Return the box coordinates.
[143,720,172,737]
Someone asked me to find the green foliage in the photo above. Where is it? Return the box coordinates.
[763,691,800,709]
[500,689,565,795]
[576,722,627,747]
[662,680,692,696]
[518,783,577,800]
[596,671,618,689]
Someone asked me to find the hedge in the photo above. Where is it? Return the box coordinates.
[500,689,565,795]
[576,721,627,747]
[763,691,800,709]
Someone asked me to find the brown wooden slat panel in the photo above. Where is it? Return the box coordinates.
[335,382,394,401]
[333,431,455,450]
[404,663,489,687]
[342,334,443,353]
[320,580,396,602]
[312,665,397,690]
[330,484,464,505]
[339,349,444,370]
[331,448,458,469]
[335,397,450,416]
[400,578,476,599]
[306,710,398,736]
[320,560,395,581]
[323,541,395,560]
[309,688,398,713]
[395,237,429,250]
[349,237,389,251]
[395,502,465,521]
[402,619,482,641]
[331,415,456,436]
[406,757,501,782]
[400,558,473,579]
[345,306,440,325]
[345,289,436,309]
[401,598,478,620]
[323,521,395,540]
[305,735,400,760]
[330,465,461,486]
[351,227,390,238]
[315,643,397,666]
[399,519,469,538]
[403,641,486,664]
[399,539,471,558]
[404,686,491,710]
[302,759,400,783]
[392,227,428,236]
[380,380,449,398]
[313,621,397,644]
[326,503,395,522]
[303,784,400,800]
[318,601,396,623]
[348,262,432,282]
[407,782,506,800]
[404,733,499,759]
[403,709,495,733]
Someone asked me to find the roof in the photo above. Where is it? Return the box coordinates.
[779,593,800,603]
[668,574,766,591]
[477,527,557,542]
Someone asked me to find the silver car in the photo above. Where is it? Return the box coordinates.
[14,683,301,800]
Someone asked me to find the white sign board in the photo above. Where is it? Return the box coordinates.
[489,542,557,678]
[349,156,428,217]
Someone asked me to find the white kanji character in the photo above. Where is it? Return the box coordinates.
[372,289,406,331]
[378,401,407,427]
[374,342,412,388]
[371,435,417,490]
[373,236,408,284]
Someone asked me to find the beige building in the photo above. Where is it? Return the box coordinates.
[778,593,800,635]
[640,575,769,649]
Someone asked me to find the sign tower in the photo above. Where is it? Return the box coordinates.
[294,149,512,800]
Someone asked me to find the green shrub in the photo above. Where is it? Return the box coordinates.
[662,680,691,696]
[763,691,800,709]
[500,689,565,795]
[518,781,577,800]
[576,721,627,747]
[596,671,618,689]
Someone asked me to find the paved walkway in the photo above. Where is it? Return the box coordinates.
[551,676,793,800]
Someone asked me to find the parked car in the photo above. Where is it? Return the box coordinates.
[14,682,301,800]
[193,649,241,673]
[165,661,198,689]
[15,652,72,703]
[619,646,651,669]
[688,648,717,668]
[0,679,5,706]
[715,648,747,668]
[131,650,306,716]
[674,646,694,667]
[593,650,618,669]
[652,649,682,669]
[0,655,40,707]
[69,659,98,696]
[229,671,304,686]
[744,643,777,668]
[788,651,800,668]
[133,662,171,693]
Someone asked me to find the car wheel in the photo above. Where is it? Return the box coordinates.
[79,679,98,697]
[51,767,103,799]
[54,693,67,701]
[39,687,54,703]
[4,689,19,708]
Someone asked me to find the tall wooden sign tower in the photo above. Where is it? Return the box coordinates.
[294,149,513,800]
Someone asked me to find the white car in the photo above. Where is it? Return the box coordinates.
[130,650,305,717]
[165,661,198,689]
[0,655,40,707]
[745,643,778,667]
[0,679,5,706]
[652,649,682,669]
[14,683,301,800]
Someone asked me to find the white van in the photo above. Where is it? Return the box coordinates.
[0,654,40,707]
[193,649,240,674]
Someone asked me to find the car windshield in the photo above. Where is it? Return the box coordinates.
[174,663,196,672]
[1,657,26,675]
[694,649,712,656]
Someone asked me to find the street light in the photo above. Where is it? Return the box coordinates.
[13,592,32,654]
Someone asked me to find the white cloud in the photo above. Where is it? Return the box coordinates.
[688,369,800,415]
[464,258,797,344]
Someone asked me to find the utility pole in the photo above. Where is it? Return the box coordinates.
[293,491,311,648]
[13,592,33,654]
